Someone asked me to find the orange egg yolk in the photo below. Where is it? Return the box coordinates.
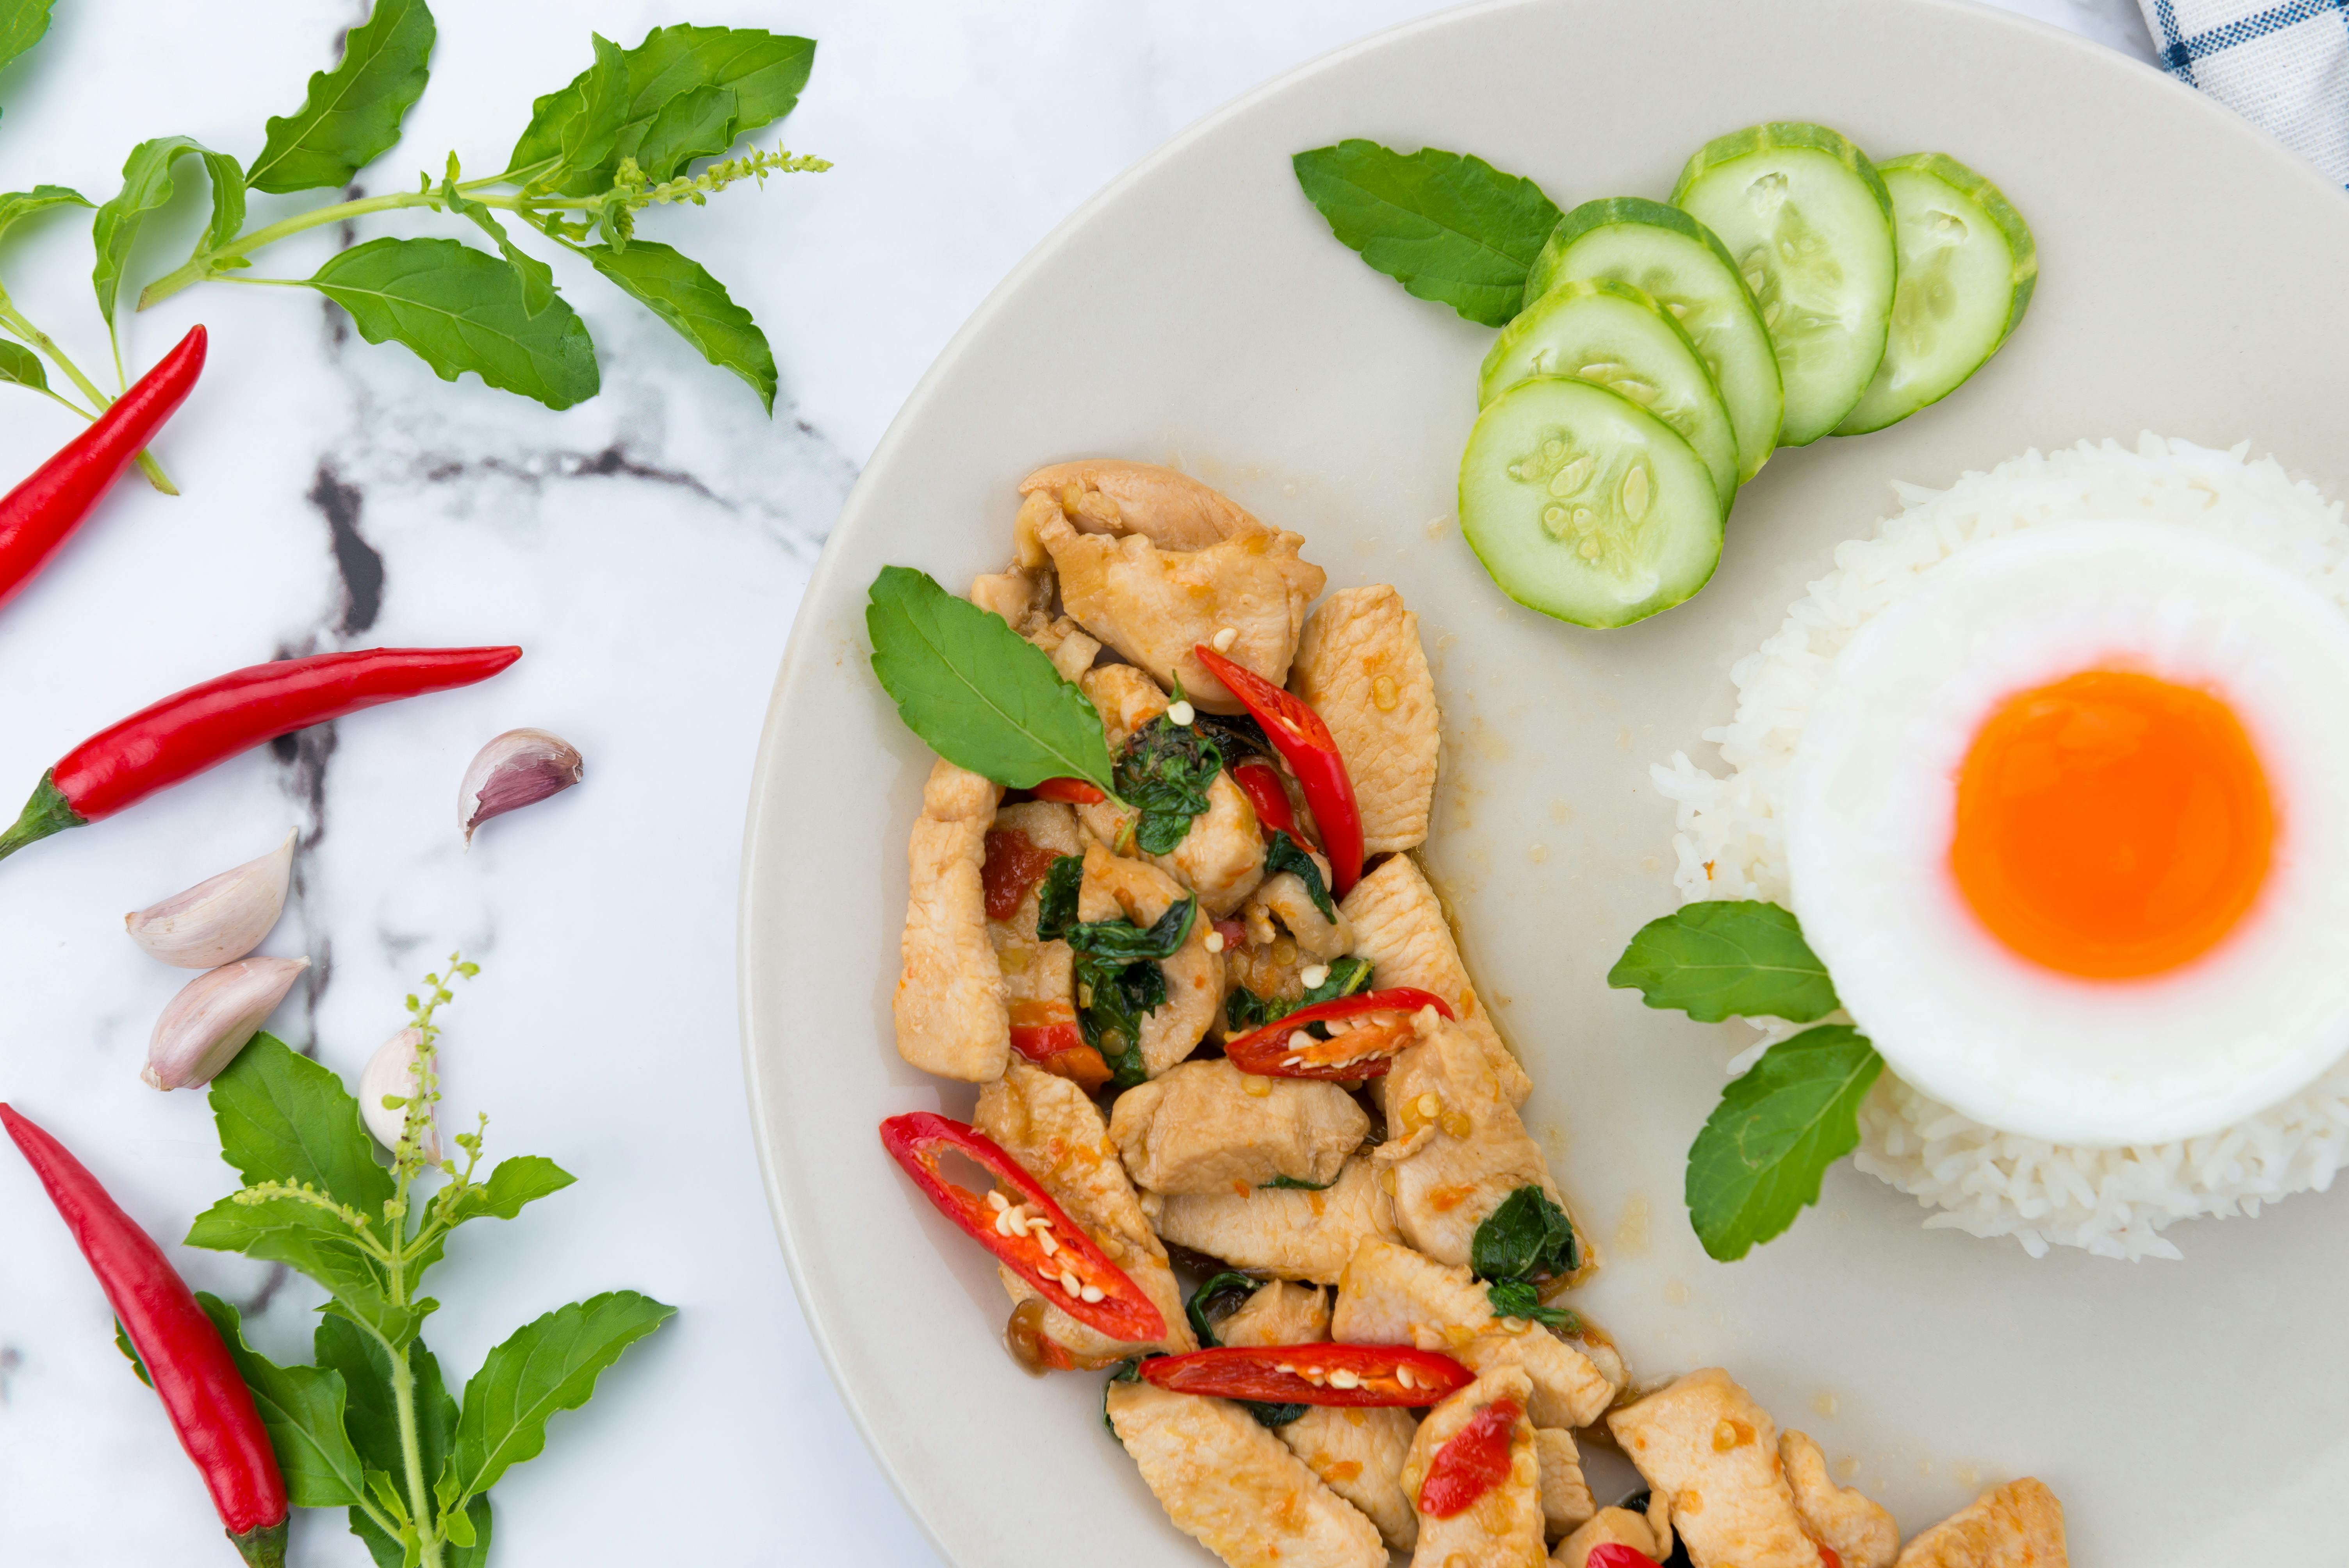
[1949,668,2274,980]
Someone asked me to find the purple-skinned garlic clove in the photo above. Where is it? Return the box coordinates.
[460,728,583,844]
[143,956,310,1090]
[359,1026,438,1162]
[125,830,296,968]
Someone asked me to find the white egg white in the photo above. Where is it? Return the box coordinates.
[1785,519,2349,1147]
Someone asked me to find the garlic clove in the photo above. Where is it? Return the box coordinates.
[143,956,310,1091]
[125,830,296,968]
[460,728,583,844]
[359,1026,438,1162]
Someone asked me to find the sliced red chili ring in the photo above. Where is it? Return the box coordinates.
[1007,1001,1110,1092]
[1229,758,1313,850]
[1138,1343,1472,1407]
[880,1112,1164,1343]
[1416,1396,1524,1518]
[1192,644,1362,896]
[1223,987,1454,1079]
[1030,776,1107,805]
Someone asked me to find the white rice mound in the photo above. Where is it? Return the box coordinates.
[1654,435,2349,1261]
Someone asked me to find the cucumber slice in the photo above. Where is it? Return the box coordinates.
[1459,375,1723,629]
[1832,153,2036,435]
[1523,197,1782,482]
[1479,279,1739,511]
[1671,123,1896,446]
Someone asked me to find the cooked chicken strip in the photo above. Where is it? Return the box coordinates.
[1331,1240,1617,1429]
[1026,478,1324,712]
[1242,850,1351,960]
[1023,459,1264,551]
[1400,1364,1546,1568]
[1077,845,1221,1076]
[1783,1430,1898,1568]
[1109,1058,1368,1196]
[1290,585,1440,854]
[1608,1368,1825,1568]
[969,566,1043,630]
[976,1064,1192,1360]
[1107,1380,1386,1568]
[1079,665,1267,916]
[986,802,1081,1016]
[1894,1480,2066,1568]
[894,757,1008,1082]
[1154,1157,1401,1284]
[1555,1507,1666,1567]
[1379,1007,1567,1268]
[1341,853,1531,1106]
[1214,1280,1331,1347]
[1536,1427,1598,1539]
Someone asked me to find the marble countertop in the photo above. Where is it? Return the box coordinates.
[0,1,2154,1563]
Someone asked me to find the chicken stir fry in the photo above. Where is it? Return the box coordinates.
[872,460,2071,1568]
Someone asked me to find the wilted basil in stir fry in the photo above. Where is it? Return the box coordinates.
[1471,1185,1580,1327]
[1116,716,1224,855]
[1225,954,1374,1033]
[1263,830,1337,922]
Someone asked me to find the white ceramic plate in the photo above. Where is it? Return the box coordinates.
[740,2,2349,1562]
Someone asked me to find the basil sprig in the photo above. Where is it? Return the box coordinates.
[1608,900,1887,1262]
[1469,1186,1579,1326]
[1115,716,1223,856]
[867,567,1121,798]
[1291,140,1561,328]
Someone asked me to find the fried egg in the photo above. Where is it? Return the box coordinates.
[1785,519,2349,1146]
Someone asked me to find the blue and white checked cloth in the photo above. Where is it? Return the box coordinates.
[2139,0,2349,185]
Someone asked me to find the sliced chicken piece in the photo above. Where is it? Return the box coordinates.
[1241,843,1352,961]
[894,758,1008,1082]
[1079,665,1268,916]
[1033,616,1102,682]
[1342,853,1531,1106]
[1894,1480,2066,1568]
[1400,1364,1547,1568]
[1214,1280,1331,1347]
[1290,586,1440,854]
[1153,1157,1403,1284]
[1607,1368,1825,1568]
[1536,1428,1598,1540]
[1023,459,1263,550]
[1783,1431,1898,1568]
[969,566,1043,630]
[1025,474,1325,711]
[1378,1007,1566,1269]
[986,803,1089,1085]
[1109,1058,1368,1196]
[1077,845,1221,1077]
[976,1064,1193,1360]
[1331,1239,1617,1429]
[1106,1379,1386,1568]
[1555,1507,1666,1566]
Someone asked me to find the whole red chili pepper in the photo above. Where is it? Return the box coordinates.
[0,325,205,613]
[0,645,521,865]
[1417,1395,1525,1519]
[880,1112,1166,1343]
[1223,987,1455,1080]
[1192,643,1363,895]
[0,1104,288,1566]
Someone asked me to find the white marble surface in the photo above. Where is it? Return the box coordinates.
[0,1,2153,1563]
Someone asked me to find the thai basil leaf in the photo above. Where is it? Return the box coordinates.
[112,1319,151,1386]
[1264,830,1335,921]
[0,185,87,246]
[1292,140,1560,328]
[1245,1401,1309,1429]
[198,1294,368,1508]
[447,1291,675,1505]
[207,1033,393,1222]
[247,0,435,194]
[1033,854,1084,943]
[1608,900,1839,1024]
[576,239,776,411]
[185,1196,426,1349]
[91,138,244,324]
[1686,1025,1883,1262]
[1472,1185,1579,1283]
[1184,1271,1260,1347]
[1224,953,1373,1033]
[1076,951,1164,1090]
[866,566,1119,797]
[0,0,52,83]
[1262,1172,1339,1191]
[0,339,46,391]
[307,237,599,409]
[1116,717,1222,857]
[437,160,555,317]
[1483,1278,1576,1331]
[629,84,736,181]
[1066,896,1197,965]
